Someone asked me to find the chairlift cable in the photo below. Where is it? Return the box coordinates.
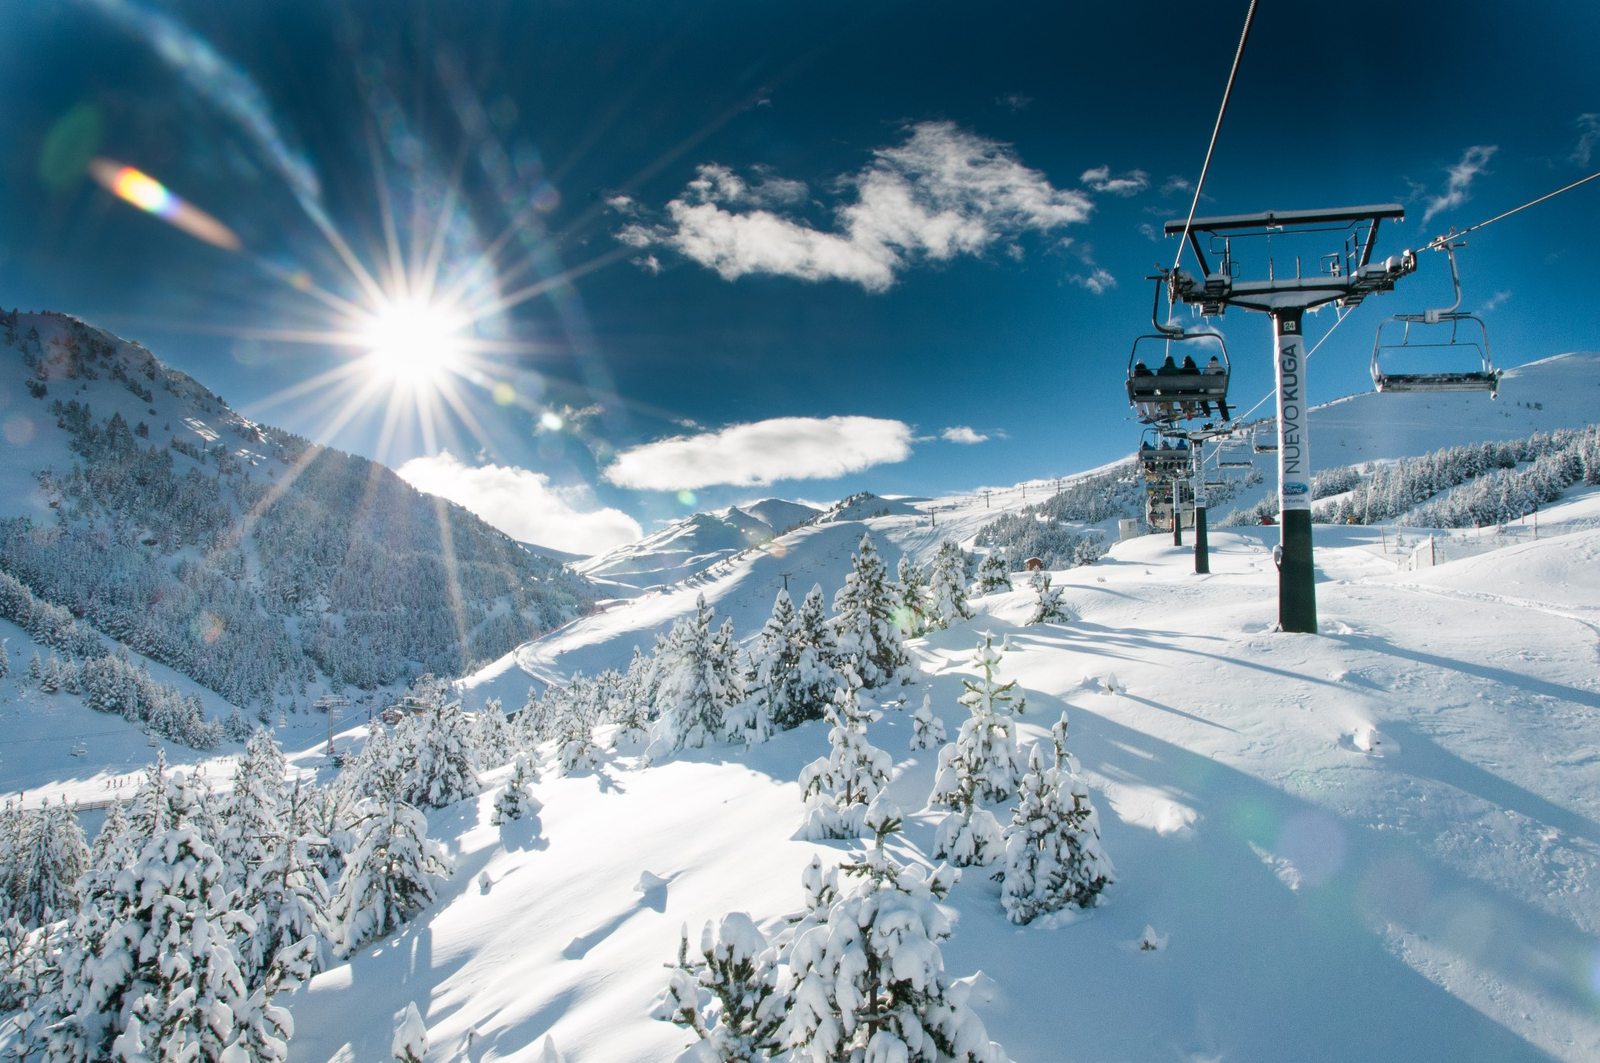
[1426,169,1600,250]
[1167,0,1258,293]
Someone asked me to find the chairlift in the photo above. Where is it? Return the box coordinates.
[1252,424,1279,454]
[70,740,87,757]
[1215,436,1254,469]
[1371,241,1501,397]
[1137,428,1193,480]
[1126,278,1233,424]
[1144,479,1195,532]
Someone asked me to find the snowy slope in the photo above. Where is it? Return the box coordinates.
[293,517,1600,1061]
[575,502,817,593]
[1209,351,1600,518]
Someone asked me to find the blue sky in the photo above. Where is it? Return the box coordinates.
[2,0,1597,552]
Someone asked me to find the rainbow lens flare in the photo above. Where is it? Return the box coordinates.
[88,158,241,251]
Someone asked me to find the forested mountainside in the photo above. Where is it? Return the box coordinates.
[0,309,596,712]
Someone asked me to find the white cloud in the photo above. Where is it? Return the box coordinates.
[1080,165,1150,197]
[603,416,914,490]
[1572,113,1600,166]
[1422,145,1498,225]
[1161,175,1193,197]
[618,122,1092,291]
[941,426,988,444]
[397,451,642,556]
[997,93,1033,112]
[1478,290,1511,313]
[1070,267,1117,295]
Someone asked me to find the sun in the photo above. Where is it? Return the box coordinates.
[358,296,467,388]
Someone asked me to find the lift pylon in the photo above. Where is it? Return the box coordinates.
[1163,204,1418,633]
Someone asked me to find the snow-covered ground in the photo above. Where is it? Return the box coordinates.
[294,497,1600,1061]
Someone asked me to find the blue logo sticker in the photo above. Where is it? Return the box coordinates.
[1283,482,1309,497]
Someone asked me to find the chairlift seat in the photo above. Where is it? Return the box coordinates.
[1373,370,1501,397]
[1370,244,1499,400]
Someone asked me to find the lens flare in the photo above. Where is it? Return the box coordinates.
[88,157,241,251]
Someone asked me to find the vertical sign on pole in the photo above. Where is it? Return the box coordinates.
[1272,307,1315,632]
[1193,442,1210,574]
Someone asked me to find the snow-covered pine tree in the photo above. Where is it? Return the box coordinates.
[393,1001,428,1063]
[223,705,254,743]
[8,800,89,928]
[39,653,62,694]
[893,556,930,638]
[791,585,844,725]
[831,534,911,690]
[26,651,43,687]
[609,647,655,743]
[999,713,1114,922]
[655,913,786,1061]
[399,699,481,809]
[798,676,893,841]
[927,633,1026,867]
[648,596,738,757]
[930,633,1026,806]
[1026,570,1072,624]
[713,615,748,725]
[926,541,973,632]
[242,778,334,990]
[221,729,286,876]
[781,804,1007,1062]
[0,639,8,679]
[908,693,947,751]
[471,699,513,770]
[328,761,452,957]
[555,695,601,774]
[492,756,541,826]
[974,550,1012,594]
[41,825,254,1062]
[744,589,805,738]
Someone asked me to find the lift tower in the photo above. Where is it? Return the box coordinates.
[1163,205,1416,632]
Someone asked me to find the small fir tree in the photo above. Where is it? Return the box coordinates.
[999,713,1114,922]
[493,757,541,826]
[780,805,1007,1062]
[1026,570,1072,624]
[649,597,739,756]
[798,677,892,841]
[9,801,89,928]
[471,699,514,769]
[831,534,911,689]
[893,557,930,638]
[926,542,973,631]
[400,700,481,809]
[393,1002,428,1063]
[328,762,452,956]
[974,550,1012,594]
[655,913,786,1060]
[929,633,1026,810]
[908,693,946,751]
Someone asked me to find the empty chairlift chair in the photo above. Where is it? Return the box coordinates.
[1370,241,1501,397]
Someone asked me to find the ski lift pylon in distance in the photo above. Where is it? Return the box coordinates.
[1371,240,1501,397]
